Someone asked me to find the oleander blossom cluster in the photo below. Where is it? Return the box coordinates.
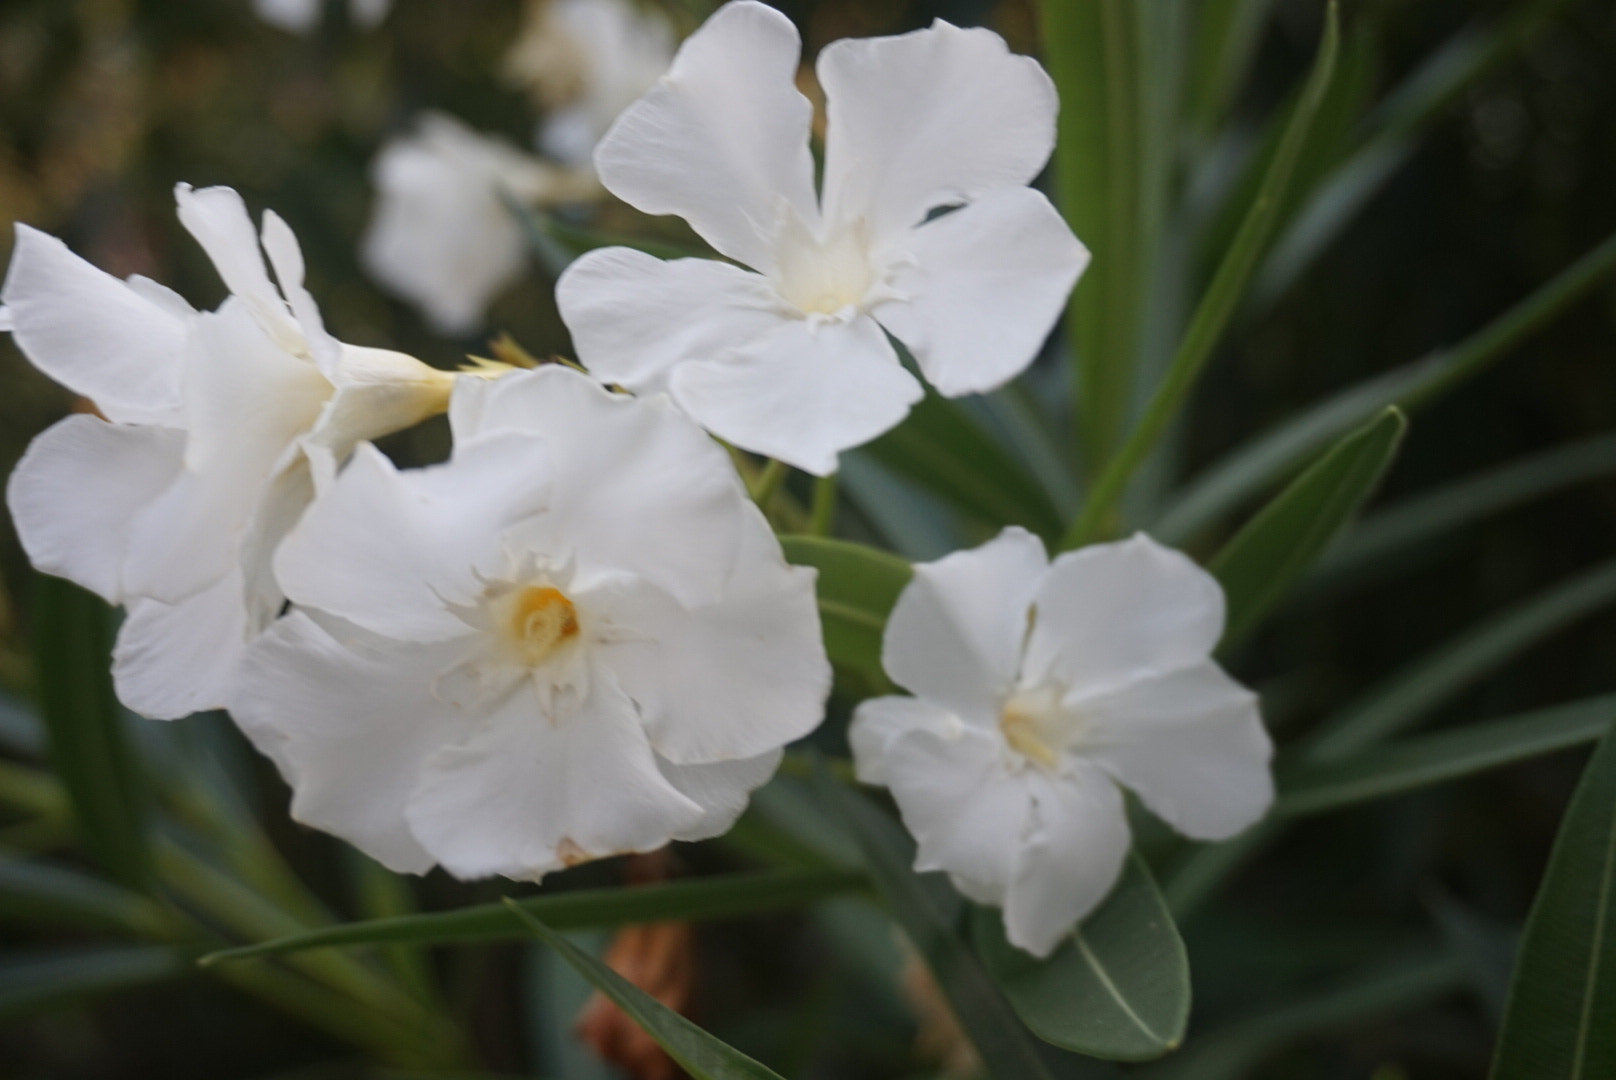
[2,1,1274,950]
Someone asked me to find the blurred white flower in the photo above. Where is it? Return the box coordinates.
[556,1,1089,476]
[363,112,599,336]
[3,184,455,719]
[228,365,831,879]
[503,0,678,168]
[254,0,391,33]
[850,528,1272,958]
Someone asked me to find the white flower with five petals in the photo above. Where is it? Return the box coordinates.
[227,365,831,879]
[850,528,1273,957]
[503,0,678,168]
[363,112,600,335]
[556,0,1090,475]
[3,184,455,719]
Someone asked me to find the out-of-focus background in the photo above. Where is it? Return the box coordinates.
[2,0,1616,1077]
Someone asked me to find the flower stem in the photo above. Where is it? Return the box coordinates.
[809,473,839,536]
[748,458,790,509]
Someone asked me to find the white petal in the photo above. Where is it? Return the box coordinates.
[848,695,955,786]
[174,184,303,352]
[1023,533,1226,698]
[2,225,187,424]
[589,534,827,764]
[302,344,455,491]
[451,366,749,606]
[593,0,817,272]
[882,526,1047,722]
[121,302,330,603]
[818,20,1057,241]
[275,437,550,641]
[254,0,320,31]
[556,247,784,396]
[228,611,467,873]
[1077,662,1273,841]
[362,115,573,336]
[657,749,782,843]
[408,669,704,879]
[1003,763,1131,958]
[113,572,250,720]
[882,724,1028,909]
[260,210,340,374]
[874,188,1088,397]
[6,417,184,602]
[668,315,922,476]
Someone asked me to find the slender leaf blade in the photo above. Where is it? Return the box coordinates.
[1276,695,1616,817]
[1210,407,1406,643]
[32,574,150,889]
[814,765,1057,1080]
[505,900,786,1080]
[1491,722,1616,1079]
[973,854,1190,1061]
[0,945,185,1018]
[200,868,866,964]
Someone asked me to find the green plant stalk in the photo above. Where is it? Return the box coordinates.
[809,473,839,537]
[156,840,462,1058]
[1060,2,1340,549]
[1156,224,1616,545]
[1042,0,1144,475]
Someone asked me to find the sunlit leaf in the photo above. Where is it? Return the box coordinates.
[973,854,1190,1062]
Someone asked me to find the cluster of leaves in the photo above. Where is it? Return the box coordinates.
[3,0,1616,1077]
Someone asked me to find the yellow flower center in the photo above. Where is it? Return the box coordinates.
[998,687,1064,770]
[773,217,876,318]
[504,585,579,667]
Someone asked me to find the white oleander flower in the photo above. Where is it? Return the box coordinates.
[228,364,831,879]
[850,528,1273,958]
[556,0,1089,476]
[504,0,677,168]
[254,0,390,33]
[3,184,455,719]
[363,112,600,336]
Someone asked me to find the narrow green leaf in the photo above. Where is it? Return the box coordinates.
[1142,951,1464,1080]
[0,858,168,935]
[504,900,787,1080]
[0,945,186,1018]
[1041,0,1148,471]
[1155,226,1616,545]
[779,535,911,689]
[1491,722,1616,1079]
[1185,0,1275,135]
[1061,2,1341,548]
[1254,0,1570,306]
[814,764,1058,1080]
[1276,695,1616,817]
[1209,407,1406,644]
[32,574,150,889]
[1304,554,1616,762]
[200,868,867,964]
[973,854,1190,1062]
[1316,433,1616,585]
[864,391,1064,541]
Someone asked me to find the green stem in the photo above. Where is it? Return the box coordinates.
[748,458,789,509]
[809,473,839,537]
